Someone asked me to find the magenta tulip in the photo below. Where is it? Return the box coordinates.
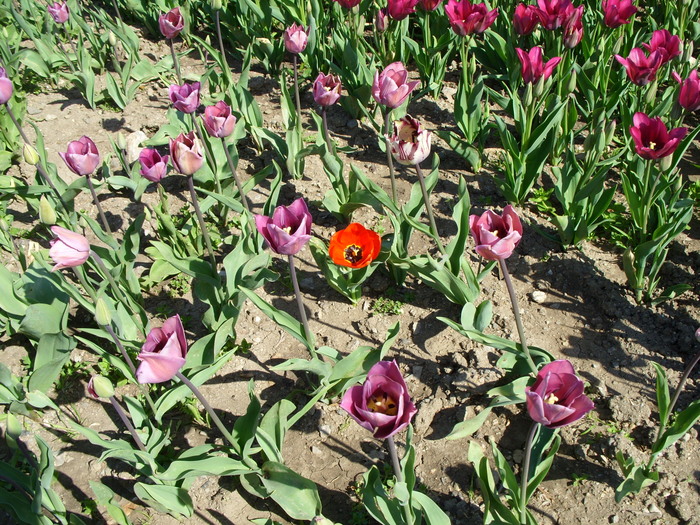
[284,23,308,54]
[445,0,498,36]
[169,82,200,114]
[513,4,540,36]
[526,360,594,429]
[372,61,420,109]
[643,29,681,66]
[419,0,444,11]
[59,136,100,176]
[139,148,169,183]
[602,0,636,28]
[255,198,312,256]
[159,7,184,39]
[313,72,342,107]
[469,205,523,260]
[49,226,90,271]
[375,8,389,32]
[629,112,687,160]
[535,0,573,30]
[169,132,203,175]
[562,5,584,48]
[0,67,13,105]
[202,101,237,138]
[672,70,700,112]
[47,1,69,23]
[333,0,362,7]
[516,46,562,84]
[614,48,663,86]
[387,0,420,20]
[389,116,432,166]
[340,360,417,439]
[136,315,187,384]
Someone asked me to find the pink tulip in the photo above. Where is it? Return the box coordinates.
[615,48,663,86]
[469,205,523,260]
[387,0,420,20]
[419,0,444,11]
[136,315,187,384]
[445,0,498,36]
[313,73,342,107]
[672,70,700,112]
[49,226,90,271]
[159,7,184,39]
[202,101,237,138]
[513,3,540,36]
[535,0,572,30]
[389,116,432,166]
[629,112,687,160]
[562,5,584,48]
[139,148,169,183]
[47,1,69,24]
[372,61,420,109]
[333,0,362,7]
[0,67,13,105]
[516,46,562,84]
[59,136,100,176]
[284,23,308,54]
[643,29,681,66]
[375,8,389,32]
[255,198,312,256]
[601,0,636,28]
[169,132,203,175]
[169,82,201,114]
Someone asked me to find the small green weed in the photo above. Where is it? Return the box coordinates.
[531,187,556,215]
[571,473,589,487]
[372,297,404,315]
[167,274,191,298]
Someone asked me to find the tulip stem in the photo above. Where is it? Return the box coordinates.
[287,254,315,357]
[321,107,335,156]
[109,0,123,23]
[519,422,539,525]
[169,38,182,84]
[386,436,414,525]
[220,136,253,232]
[384,111,398,204]
[108,395,146,452]
[213,10,230,77]
[414,164,445,255]
[187,175,219,274]
[293,55,303,134]
[191,116,222,197]
[86,175,111,234]
[499,258,539,376]
[90,251,135,316]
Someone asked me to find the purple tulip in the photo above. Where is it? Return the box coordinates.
[672,70,700,112]
[0,67,13,105]
[255,198,312,255]
[159,7,184,39]
[49,226,90,271]
[469,205,523,261]
[629,112,687,160]
[59,136,100,176]
[389,116,432,166]
[445,0,499,36]
[642,29,681,66]
[535,0,573,30]
[375,8,389,32]
[513,3,540,36]
[387,0,420,20]
[516,46,562,84]
[284,23,308,54]
[136,315,187,384]
[333,0,362,7]
[372,61,420,109]
[169,82,201,114]
[602,0,636,29]
[562,5,584,48]
[313,73,342,107]
[340,360,417,439]
[615,48,663,86]
[139,148,170,183]
[526,360,594,428]
[169,131,203,175]
[202,101,237,138]
[47,1,69,24]
[419,0,444,11]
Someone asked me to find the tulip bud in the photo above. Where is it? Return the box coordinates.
[583,131,596,153]
[523,82,533,107]
[565,69,577,95]
[108,30,117,47]
[210,0,222,9]
[604,120,617,146]
[622,247,639,289]
[612,34,624,55]
[644,79,658,106]
[95,296,112,326]
[533,74,546,99]
[39,196,57,225]
[117,132,127,152]
[88,375,115,399]
[681,41,694,64]
[658,154,673,172]
[375,8,388,32]
[23,144,40,165]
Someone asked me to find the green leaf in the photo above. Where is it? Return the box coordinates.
[615,465,659,502]
[412,492,451,525]
[446,407,492,440]
[260,461,322,521]
[89,481,131,525]
[232,380,261,456]
[652,363,670,427]
[133,483,193,517]
[157,446,250,481]
[653,400,700,454]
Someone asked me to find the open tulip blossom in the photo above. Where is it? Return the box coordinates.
[642,29,681,66]
[0,67,13,105]
[49,226,90,271]
[329,223,382,269]
[615,48,662,86]
[516,46,562,84]
[672,70,700,112]
[469,205,523,261]
[137,315,188,384]
[138,148,169,183]
[535,0,573,30]
[332,0,361,8]
[629,112,687,160]
[255,198,313,256]
[419,0,443,10]
[159,7,184,39]
[601,0,637,28]
[513,3,540,36]
[47,1,69,23]
[59,136,100,176]
[387,0,420,20]
[372,61,419,109]
[389,115,432,166]
[202,101,237,138]
[312,72,342,107]
[283,23,308,54]
[444,0,498,36]
[169,131,203,175]
[169,82,201,114]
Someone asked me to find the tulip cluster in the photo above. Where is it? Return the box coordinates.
[616,30,681,85]
[511,0,584,47]
[445,0,498,36]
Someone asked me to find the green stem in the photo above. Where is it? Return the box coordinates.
[519,422,539,525]
[287,254,315,357]
[169,38,182,84]
[386,436,413,525]
[220,136,252,224]
[321,107,335,156]
[293,55,303,133]
[109,396,146,451]
[415,164,445,255]
[191,115,221,196]
[384,110,398,204]
[214,9,231,76]
[86,175,111,234]
[89,251,134,312]
[187,175,219,273]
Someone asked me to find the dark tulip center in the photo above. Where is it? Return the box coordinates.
[344,244,363,264]
[367,391,398,415]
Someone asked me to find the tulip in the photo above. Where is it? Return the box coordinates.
[47,1,69,24]
[387,0,420,20]
[469,205,523,260]
[562,5,584,48]
[168,82,201,114]
[202,101,237,138]
[49,225,90,271]
[329,223,382,269]
[513,3,540,36]
[169,131,203,175]
[602,0,636,28]
[614,48,663,86]
[535,0,572,30]
[375,8,389,32]
[419,0,443,10]
[0,67,13,105]
[159,7,184,39]
[516,46,562,84]
[389,115,432,166]
[313,73,342,107]
[642,29,681,66]
[672,70,700,112]
[255,198,312,255]
[444,0,499,36]
[138,148,170,183]
[87,376,115,399]
[136,315,187,384]
[333,0,362,7]
[340,360,417,439]
[629,112,687,160]
[526,360,594,428]
[59,136,100,176]
[284,23,308,54]
[372,61,420,109]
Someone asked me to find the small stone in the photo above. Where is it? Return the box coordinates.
[318,424,331,438]
[253,316,261,324]
[311,446,323,455]
[44,114,57,121]
[609,515,619,524]
[647,503,661,515]
[530,291,547,304]
[412,365,423,380]
[125,130,148,163]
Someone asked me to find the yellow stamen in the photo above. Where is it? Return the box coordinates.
[544,393,559,404]
[649,141,657,150]
[344,244,363,264]
[367,392,398,415]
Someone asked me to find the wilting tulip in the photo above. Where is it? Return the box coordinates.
[444,0,499,36]
[49,226,90,271]
[313,73,342,107]
[389,115,432,166]
[340,360,417,439]
[562,5,584,48]
[284,23,308,54]
[159,7,184,39]
[672,70,700,112]
[169,131,203,175]
[333,0,362,7]
[372,61,420,109]
[535,0,573,30]
[419,0,443,10]
[643,29,681,66]
[329,223,382,269]
[469,205,523,260]
[255,198,312,255]
[136,315,187,384]
[629,112,687,160]
[526,360,594,428]
[0,67,13,105]
[614,48,663,86]
[516,46,562,84]
[138,148,169,183]
[513,3,540,36]
[387,0,420,20]
[47,1,69,24]
[169,82,201,114]
[60,136,100,176]
[202,101,237,138]
[602,0,636,28]
[375,7,389,31]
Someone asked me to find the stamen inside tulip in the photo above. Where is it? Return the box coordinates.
[344,244,363,264]
[544,393,559,404]
[367,391,398,415]
[648,141,657,149]
[282,226,292,234]
[398,124,417,143]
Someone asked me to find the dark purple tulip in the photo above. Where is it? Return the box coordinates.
[159,7,184,39]
[169,82,201,114]
[59,136,100,176]
[629,112,687,160]
[642,29,681,66]
[254,198,312,255]
[202,101,237,138]
[445,0,499,36]
[313,73,342,107]
[615,48,663,86]
[516,46,562,84]
[139,148,169,183]
[602,0,636,29]
[0,67,13,105]
[387,0,420,20]
[513,3,540,36]
[672,70,700,112]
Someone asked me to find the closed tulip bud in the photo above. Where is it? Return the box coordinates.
[108,30,117,47]
[604,120,617,146]
[159,7,184,40]
[117,132,127,151]
[284,23,308,54]
[375,8,389,32]
[39,196,56,226]
[565,69,577,94]
[533,74,546,98]
[210,0,222,9]
[644,79,658,106]
[95,296,112,326]
[88,375,115,399]
[659,154,673,172]
[23,144,39,165]
[583,130,596,153]
[169,132,203,175]
[682,42,694,64]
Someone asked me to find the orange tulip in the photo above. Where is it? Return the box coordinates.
[329,223,381,269]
